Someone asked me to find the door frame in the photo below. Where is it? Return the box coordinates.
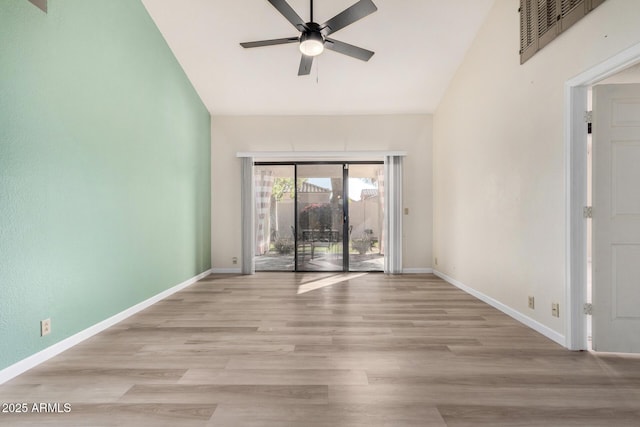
[566,42,640,350]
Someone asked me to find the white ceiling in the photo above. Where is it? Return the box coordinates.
[141,0,494,115]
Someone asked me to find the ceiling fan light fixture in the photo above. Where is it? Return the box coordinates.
[299,32,324,56]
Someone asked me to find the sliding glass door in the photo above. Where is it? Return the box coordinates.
[254,162,383,272]
[296,164,345,271]
[253,165,295,271]
[347,164,384,272]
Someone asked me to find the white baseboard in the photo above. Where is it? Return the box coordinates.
[433,270,566,347]
[0,269,212,385]
[211,268,434,274]
[211,267,242,274]
[402,268,434,274]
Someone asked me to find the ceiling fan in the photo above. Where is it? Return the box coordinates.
[240,0,378,76]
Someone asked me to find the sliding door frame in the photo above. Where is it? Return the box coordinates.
[240,151,406,275]
[255,161,383,273]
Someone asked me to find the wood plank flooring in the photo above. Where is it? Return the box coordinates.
[1,273,640,426]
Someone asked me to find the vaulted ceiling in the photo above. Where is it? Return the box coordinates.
[141,0,494,115]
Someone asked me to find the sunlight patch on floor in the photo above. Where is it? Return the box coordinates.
[297,273,368,294]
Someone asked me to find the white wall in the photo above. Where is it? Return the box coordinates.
[211,114,433,271]
[434,0,640,338]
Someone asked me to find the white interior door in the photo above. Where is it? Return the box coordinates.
[592,83,640,353]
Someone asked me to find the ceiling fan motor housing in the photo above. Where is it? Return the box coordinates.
[299,23,325,56]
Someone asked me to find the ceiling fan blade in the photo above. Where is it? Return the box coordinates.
[268,0,308,32]
[240,37,299,48]
[298,55,313,76]
[324,38,374,61]
[320,0,377,36]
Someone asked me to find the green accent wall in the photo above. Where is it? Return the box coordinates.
[0,0,211,370]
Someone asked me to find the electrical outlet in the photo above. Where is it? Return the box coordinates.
[434,257,438,266]
[528,296,535,309]
[551,303,560,318]
[232,257,238,265]
[40,318,51,336]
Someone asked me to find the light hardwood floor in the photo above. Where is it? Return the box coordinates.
[1,273,640,426]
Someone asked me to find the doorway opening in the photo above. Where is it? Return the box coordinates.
[566,42,640,351]
[253,161,384,272]
[588,66,640,352]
